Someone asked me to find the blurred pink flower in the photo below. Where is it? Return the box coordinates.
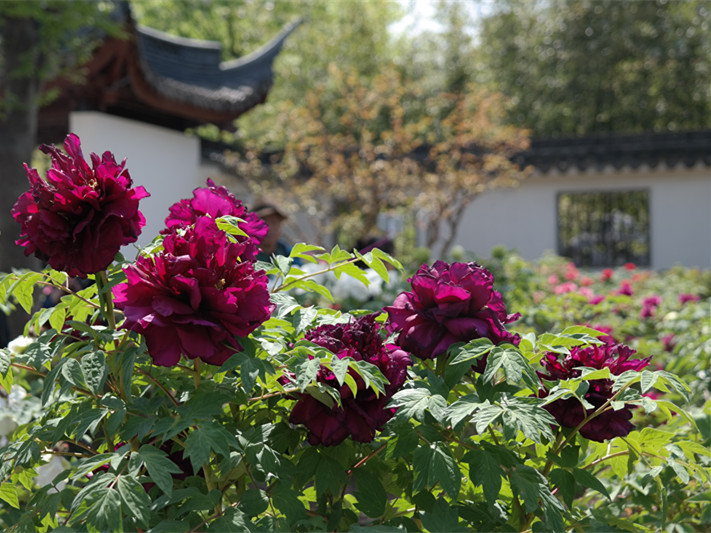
[554,281,577,294]
[679,293,700,305]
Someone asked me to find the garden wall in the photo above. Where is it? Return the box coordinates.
[454,165,711,270]
[69,112,203,249]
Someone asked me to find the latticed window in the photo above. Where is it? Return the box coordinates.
[557,190,650,267]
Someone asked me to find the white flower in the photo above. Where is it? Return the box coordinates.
[7,335,33,354]
[34,454,69,492]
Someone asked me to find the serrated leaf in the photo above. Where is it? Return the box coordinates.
[413,443,461,499]
[500,397,556,443]
[482,345,539,389]
[183,422,238,473]
[353,468,387,518]
[0,483,20,509]
[447,338,494,367]
[389,388,447,422]
[294,357,322,392]
[135,445,182,496]
[0,349,10,376]
[84,486,122,532]
[116,476,150,529]
[509,464,547,513]
[471,402,504,434]
[81,350,107,395]
[329,355,350,387]
[352,359,389,397]
[466,448,504,505]
[446,394,483,428]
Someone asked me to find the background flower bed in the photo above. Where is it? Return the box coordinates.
[0,139,709,532]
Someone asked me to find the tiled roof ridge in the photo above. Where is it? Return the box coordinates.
[134,19,301,114]
[522,129,711,173]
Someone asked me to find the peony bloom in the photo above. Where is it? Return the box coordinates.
[588,294,605,305]
[600,268,614,282]
[554,281,577,294]
[385,261,520,369]
[163,179,267,261]
[679,293,700,305]
[615,279,634,296]
[640,295,662,318]
[287,314,411,446]
[12,134,149,276]
[539,342,651,442]
[113,217,273,367]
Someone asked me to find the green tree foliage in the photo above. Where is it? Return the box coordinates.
[234,66,530,257]
[477,0,711,137]
[132,0,401,145]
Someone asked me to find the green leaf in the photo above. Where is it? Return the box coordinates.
[466,448,504,505]
[413,443,461,499]
[352,359,389,397]
[389,387,447,422]
[294,356,322,392]
[239,489,269,517]
[314,451,348,497]
[61,358,86,388]
[573,467,611,500]
[470,401,504,434]
[420,497,462,533]
[446,394,483,428]
[135,445,182,496]
[271,482,307,525]
[500,397,556,443]
[84,486,122,532]
[81,350,107,395]
[353,468,387,518]
[183,422,238,473]
[482,345,539,389]
[290,243,325,261]
[550,468,576,509]
[0,483,20,509]
[509,464,547,513]
[116,476,150,529]
[8,271,43,313]
[215,215,248,237]
[447,338,494,367]
[0,349,10,376]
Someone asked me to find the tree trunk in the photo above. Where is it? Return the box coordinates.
[0,15,44,342]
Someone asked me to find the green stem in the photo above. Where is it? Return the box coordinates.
[193,358,202,390]
[96,270,116,330]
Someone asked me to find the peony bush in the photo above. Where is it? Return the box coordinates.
[0,135,709,532]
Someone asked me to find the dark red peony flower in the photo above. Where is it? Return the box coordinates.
[384,261,520,369]
[113,217,273,367]
[12,134,149,276]
[287,314,411,446]
[163,179,267,261]
[539,342,652,442]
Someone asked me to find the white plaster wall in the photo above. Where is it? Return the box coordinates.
[451,166,711,270]
[69,112,202,251]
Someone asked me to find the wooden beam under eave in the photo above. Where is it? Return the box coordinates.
[125,52,247,129]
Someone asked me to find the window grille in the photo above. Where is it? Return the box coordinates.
[557,190,650,267]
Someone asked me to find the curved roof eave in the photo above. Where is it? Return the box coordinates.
[134,19,301,116]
